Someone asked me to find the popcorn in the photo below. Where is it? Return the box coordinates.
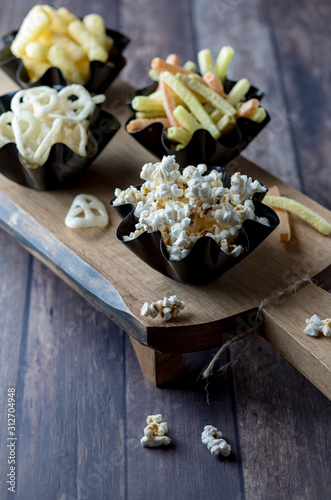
[304,315,331,337]
[141,295,186,321]
[201,425,231,457]
[141,414,171,447]
[113,155,268,261]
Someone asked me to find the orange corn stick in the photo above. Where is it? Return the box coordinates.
[268,185,291,242]
[151,58,206,85]
[203,71,225,96]
[126,118,170,132]
[237,98,260,118]
[159,78,182,128]
[166,53,180,65]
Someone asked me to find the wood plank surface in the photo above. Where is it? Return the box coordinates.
[0,70,329,396]
[0,72,329,351]
[0,1,330,500]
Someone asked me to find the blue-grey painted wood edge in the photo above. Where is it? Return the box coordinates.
[0,190,152,342]
[0,189,258,353]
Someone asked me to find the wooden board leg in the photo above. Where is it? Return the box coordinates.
[129,336,183,386]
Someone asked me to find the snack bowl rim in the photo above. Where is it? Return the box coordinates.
[0,85,121,190]
[124,80,270,168]
[110,166,279,284]
[0,27,130,94]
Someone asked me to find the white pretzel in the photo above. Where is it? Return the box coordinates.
[12,111,42,164]
[50,84,96,121]
[33,117,63,165]
[3,84,104,166]
[0,111,15,147]
[11,87,59,118]
[65,194,109,228]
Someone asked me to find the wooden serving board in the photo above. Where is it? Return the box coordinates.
[0,73,330,397]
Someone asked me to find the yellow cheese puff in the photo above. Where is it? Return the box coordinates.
[21,56,51,81]
[47,46,83,84]
[11,5,51,57]
[68,20,108,62]
[105,36,113,53]
[25,41,49,60]
[83,14,107,49]
[42,5,67,35]
[56,7,78,25]
[50,34,85,61]
[75,58,91,84]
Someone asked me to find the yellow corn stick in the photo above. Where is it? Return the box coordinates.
[177,73,236,116]
[173,105,202,134]
[166,127,192,145]
[198,49,214,76]
[216,114,236,133]
[183,60,197,72]
[215,46,234,83]
[136,110,167,119]
[162,72,220,139]
[148,68,160,82]
[210,108,223,123]
[263,196,331,235]
[131,96,165,112]
[227,78,251,105]
[204,103,215,114]
[151,58,206,84]
[250,107,267,123]
[126,118,170,132]
[146,90,163,101]
[268,186,291,242]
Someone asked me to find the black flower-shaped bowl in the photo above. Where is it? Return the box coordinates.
[0,28,130,94]
[125,80,270,168]
[111,167,279,284]
[0,87,121,190]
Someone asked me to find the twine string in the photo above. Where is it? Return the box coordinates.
[201,273,313,379]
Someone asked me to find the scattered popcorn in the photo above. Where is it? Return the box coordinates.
[141,295,186,321]
[304,315,331,337]
[65,194,109,228]
[141,414,171,447]
[201,425,231,457]
[113,155,268,261]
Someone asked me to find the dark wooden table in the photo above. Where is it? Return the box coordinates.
[0,1,330,499]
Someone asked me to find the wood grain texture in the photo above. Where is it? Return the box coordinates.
[0,72,329,397]
[0,73,329,351]
[267,0,331,208]
[0,1,330,499]
[231,335,331,500]
[192,0,303,191]
[14,259,126,500]
[130,337,183,386]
